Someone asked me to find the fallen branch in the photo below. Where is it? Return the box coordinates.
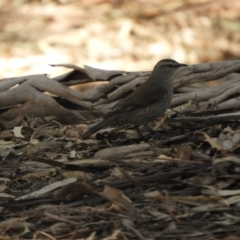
[1,60,240,129]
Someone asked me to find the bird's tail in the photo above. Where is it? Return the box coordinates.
[82,113,128,139]
[82,121,103,139]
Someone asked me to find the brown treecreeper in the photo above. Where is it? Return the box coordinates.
[83,59,187,138]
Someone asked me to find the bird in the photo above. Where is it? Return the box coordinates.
[83,59,187,138]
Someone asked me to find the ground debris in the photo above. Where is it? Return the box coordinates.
[1,117,240,239]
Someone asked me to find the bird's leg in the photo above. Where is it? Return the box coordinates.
[144,125,161,137]
[134,126,145,139]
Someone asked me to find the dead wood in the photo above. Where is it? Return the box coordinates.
[1,60,240,129]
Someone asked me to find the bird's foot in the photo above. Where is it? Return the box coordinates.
[144,125,162,137]
[133,126,159,142]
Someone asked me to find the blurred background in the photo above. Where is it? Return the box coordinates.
[0,0,240,78]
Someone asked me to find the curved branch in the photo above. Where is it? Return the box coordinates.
[172,73,240,107]
[1,60,240,126]
[174,60,240,87]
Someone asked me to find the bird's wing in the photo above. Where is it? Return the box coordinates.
[113,82,168,112]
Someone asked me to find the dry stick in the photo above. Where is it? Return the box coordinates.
[200,82,240,108]
[92,76,148,113]
[174,60,240,87]
[107,75,147,99]
[82,74,142,103]
[92,74,148,107]
[85,60,240,114]
[1,60,240,122]
[0,74,45,92]
[0,75,90,109]
[103,72,141,93]
[217,98,240,110]
[172,111,240,122]
[84,65,128,80]
[172,74,240,108]
[201,74,240,107]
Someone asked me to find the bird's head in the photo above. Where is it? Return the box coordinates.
[154,59,187,75]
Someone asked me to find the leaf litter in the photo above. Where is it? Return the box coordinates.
[0,115,240,239]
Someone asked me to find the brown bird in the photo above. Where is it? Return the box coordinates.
[83,59,187,138]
